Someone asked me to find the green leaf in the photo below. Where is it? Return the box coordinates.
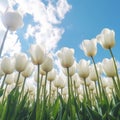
[86,105,102,120]
[0,89,3,97]
[111,102,120,118]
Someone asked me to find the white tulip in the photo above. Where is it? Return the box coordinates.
[80,39,97,57]
[22,61,34,77]
[48,69,56,81]
[2,10,23,31]
[29,44,45,65]
[15,53,28,72]
[57,47,74,68]
[102,58,116,77]
[5,73,14,85]
[1,56,15,74]
[96,28,115,49]
[77,59,90,78]
[62,62,76,77]
[41,55,53,73]
[89,81,95,91]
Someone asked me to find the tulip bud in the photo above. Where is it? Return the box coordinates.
[80,39,97,57]
[77,59,90,78]
[2,10,23,31]
[47,69,56,81]
[57,47,74,68]
[41,55,53,73]
[1,56,15,74]
[15,53,28,72]
[5,73,14,85]
[62,62,76,77]
[29,44,45,65]
[22,61,34,77]
[102,58,116,77]
[96,28,115,49]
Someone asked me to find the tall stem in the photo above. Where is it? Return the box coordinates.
[109,48,120,90]
[84,78,89,102]
[2,84,8,104]
[15,72,21,89]
[91,56,102,101]
[1,74,7,89]
[49,81,52,105]
[18,77,26,102]
[67,67,71,99]
[36,65,40,120]
[0,28,9,57]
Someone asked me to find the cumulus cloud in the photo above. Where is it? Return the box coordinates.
[0,0,71,56]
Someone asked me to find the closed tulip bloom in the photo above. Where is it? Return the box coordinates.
[62,62,76,77]
[15,53,28,72]
[102,58,116,77]
[89,81,95,91]
[57,47,74,68]
[22,61,34,77]
[48,69,56,81]
[96,28,115,49]
[41,55,53,73]
[5,73,14,85]
[80,39,97,57]
[1,56,15,74]
[2,10,23,31]
[29,44,45,65]
[77,59,90,78]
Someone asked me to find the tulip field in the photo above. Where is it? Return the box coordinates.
[0,9,120,120]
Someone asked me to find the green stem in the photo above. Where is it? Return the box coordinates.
[15,72,21,89]
[109,48,120,90]
[84,78,89,103]
[112,77,120,98]
[94,81,99,98]
[0,28,9,57]
[36,65,40,120]
[18,77,26,102]
[1,74,7,89]
[39,74,43,98]
[67,67,71,99]
[41,72,48,120]
[91,56,102,101]
[49,81,52,106]
[2,84,8,104]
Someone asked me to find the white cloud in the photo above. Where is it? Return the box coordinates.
[0,0,71,56]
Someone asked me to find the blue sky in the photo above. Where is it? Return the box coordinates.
[58,0,120,62]
[0,0,120,64]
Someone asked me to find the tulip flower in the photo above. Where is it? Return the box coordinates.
[0,9,23,57]
[62,62,76,77]
[2,10,23,31]
[29,44,45,65]
[47,69,56,82]
[77,59,90,78]
[15,53,28,72]
[41,55,53,73]
[96,28,115,49]
[102,58,116,77]
[80,39,97,57]
[1,56,15,74]
[5,73,14,85]
[22,61,34,78]
[57,47,74,68]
